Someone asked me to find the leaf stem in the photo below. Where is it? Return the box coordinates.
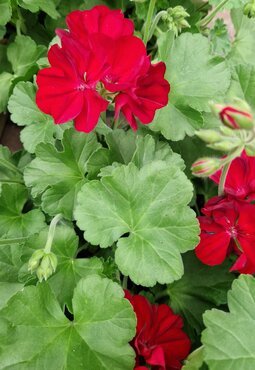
[197,0,230,28]
[143,0,157,45]
[44,214,63,253]
[0,158,23,175]
[0,237,28,245]
[122,275,128,290]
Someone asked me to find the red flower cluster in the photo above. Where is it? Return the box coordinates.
[36,6,170,133]
[196,151,255,273]
[125,291,191,370]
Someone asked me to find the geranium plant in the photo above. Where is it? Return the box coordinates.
[1,0,255,369]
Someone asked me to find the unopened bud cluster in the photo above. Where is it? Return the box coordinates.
[243,1,255,18]
[28,250,58,282]
[165,6,190,36]
[192,98,255,177]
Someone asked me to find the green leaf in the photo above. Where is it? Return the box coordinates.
[150,33,230,140]
[0,276,136,369]
[0,72,12,113]
[228,64,255,112]
[0,0,11,26]
[183,347,206,370]
[0,183,45,238]
[8,81,60,153]
[18,0,60,19]
[20,224,103,309]
[0,243,24,282]
[75,161,199,286]
[88,130,184,178]
[8,81,51,126]
[24,128,101,219]
[0,282,23,310]
[228,9,255,66]
[0,145,24,187]
[7,35,46,77]
[167,252,235,338]
[202,275,255,370]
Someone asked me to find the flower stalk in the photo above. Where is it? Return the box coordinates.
[28,214,62,282]
[197,0,230,28]
[143,0,157,45]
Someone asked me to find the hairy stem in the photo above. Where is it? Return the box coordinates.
[44,214,63,253]
[143,0,157,45]
[197,0,230,28]
[218,161,231,196]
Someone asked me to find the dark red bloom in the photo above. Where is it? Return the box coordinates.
[211,151,255,200]
[125,291,191,370]
[36,6,170,133]
[195,196,255,273]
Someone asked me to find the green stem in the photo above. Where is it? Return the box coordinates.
[218,161,231,196]
[122,275,128,290]
[148,10,167,41]
[143,0,157,45]
[0,158,23,175]
[44,214,62,253]
[197,0,230,28]
[0,237,28,245]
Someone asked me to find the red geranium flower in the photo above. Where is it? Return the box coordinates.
[125,291,191,370]
[36,6,170,133]
[210,150,255,201]
[195,196,255,273]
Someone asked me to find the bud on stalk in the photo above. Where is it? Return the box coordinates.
[211,101,254,130]
[191,157,223,177]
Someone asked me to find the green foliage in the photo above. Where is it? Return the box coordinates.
[8,81,71,153]
[0,184,45,238]
[203,275,255,370]
[19,224,103,309]
[150,33,231,140]
[0,0,11,26]
[0,276,136,369]
[168,252,235,339]
[75,161,199,286]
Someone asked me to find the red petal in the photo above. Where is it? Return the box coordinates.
[74,90,108,133]
[36,68,83,123]
[195,228,231,265]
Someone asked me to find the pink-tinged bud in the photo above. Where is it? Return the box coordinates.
[191,157,223,177]
[220,106,253,130]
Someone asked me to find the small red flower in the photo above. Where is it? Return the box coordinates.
[195,196,255,273]
[36,6,170,133]
[211,151,255,200]
[125,291,191,370]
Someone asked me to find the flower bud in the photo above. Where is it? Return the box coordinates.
[166,6,190,36]
[210,101,254,130]
[28,250,58,282]
[36,253,58,282]
[28,249,45,273]
[195,129,223,144]
[208,139,241,152]
[191,157,223,177]
[244,2,255,18]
